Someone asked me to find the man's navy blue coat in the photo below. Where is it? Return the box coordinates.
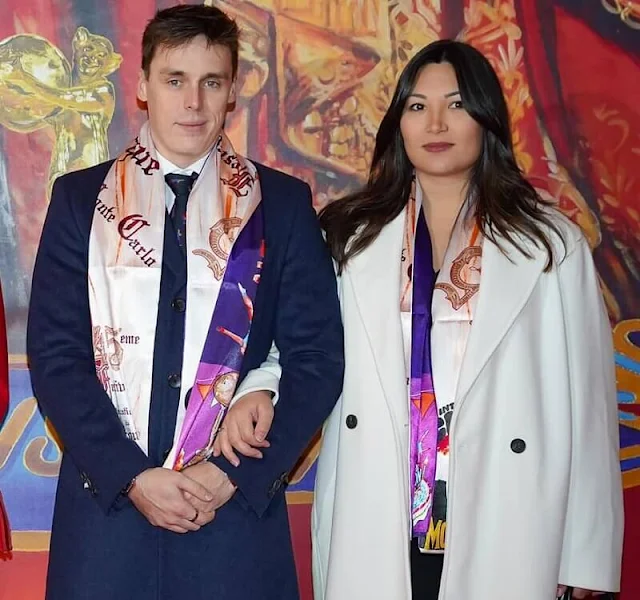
[27,160,344,600]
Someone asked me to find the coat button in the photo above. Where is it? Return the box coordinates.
[346,414,358,429]
[168,373,181,389]
[80,472,97,496]
[171,298,186,312]
[510,438,526,454]
[268,478,282,498]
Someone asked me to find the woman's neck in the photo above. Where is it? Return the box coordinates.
[416,172,470,270]
[416,172,468,216]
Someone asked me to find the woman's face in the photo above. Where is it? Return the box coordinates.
[400,62,483,181]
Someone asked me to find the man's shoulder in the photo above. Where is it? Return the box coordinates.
[48,160,116,230]
[54,159,115,195]
[252,162,310,202]
[251,162,320,244]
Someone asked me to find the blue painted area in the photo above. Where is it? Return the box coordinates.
[0,369,58,532]
[614,348,640,451]
[620,412,637,421]
[621,456,640,472]
[620,424,640,450]
[287,460,317,493]
[616,352,640,374]
[618,390,636,404]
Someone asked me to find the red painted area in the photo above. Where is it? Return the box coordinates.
[622,486,640,599]
[111,0,156,131]
[0,504,315,600]
[289,502,313,600]
[0,551,47,600]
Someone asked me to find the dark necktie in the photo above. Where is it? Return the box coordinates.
[165,172,198,250]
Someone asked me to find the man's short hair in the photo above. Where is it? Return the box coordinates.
[142,4,239,77]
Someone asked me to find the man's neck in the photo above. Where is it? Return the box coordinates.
[157,151,210,177]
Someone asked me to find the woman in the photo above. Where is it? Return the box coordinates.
[311,39,622,599]
[213,40,622,599]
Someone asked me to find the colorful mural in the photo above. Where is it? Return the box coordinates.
[0,1,637,598]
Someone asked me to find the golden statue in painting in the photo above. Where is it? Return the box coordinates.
[0,26,121,198]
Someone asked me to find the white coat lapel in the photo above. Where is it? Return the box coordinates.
[455,236,547,402]
[344,213,547,422]
[344,211,408,431]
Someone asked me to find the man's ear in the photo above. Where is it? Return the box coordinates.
[228,79,237,105]
[137,69,148,103]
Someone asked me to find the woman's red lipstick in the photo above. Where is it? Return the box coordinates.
[423,142,454,152]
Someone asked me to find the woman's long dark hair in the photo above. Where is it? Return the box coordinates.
[319,39,563,273]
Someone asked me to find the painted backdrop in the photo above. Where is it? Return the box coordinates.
[0,1,638,599]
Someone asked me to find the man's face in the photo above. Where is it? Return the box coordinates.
[138,36,236,167]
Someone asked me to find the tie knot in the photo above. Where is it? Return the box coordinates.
[165,172,198,199]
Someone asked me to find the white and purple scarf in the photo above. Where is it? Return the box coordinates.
[401,182,482,548]
[88,122,264,470]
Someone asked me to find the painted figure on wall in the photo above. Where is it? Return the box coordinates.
[0,27,121,198]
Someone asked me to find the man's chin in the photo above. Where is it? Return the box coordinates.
[175,142,217,162]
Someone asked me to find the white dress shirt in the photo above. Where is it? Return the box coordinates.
[157,152,210,213]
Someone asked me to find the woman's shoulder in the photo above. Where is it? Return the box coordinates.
[539,204,586,255]
[509,204,587,267]
[488,203,586,267]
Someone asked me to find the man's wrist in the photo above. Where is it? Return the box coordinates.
[121,469,149,498]
[121,476,137,497]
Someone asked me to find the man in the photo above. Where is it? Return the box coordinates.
[27,5,344,599]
